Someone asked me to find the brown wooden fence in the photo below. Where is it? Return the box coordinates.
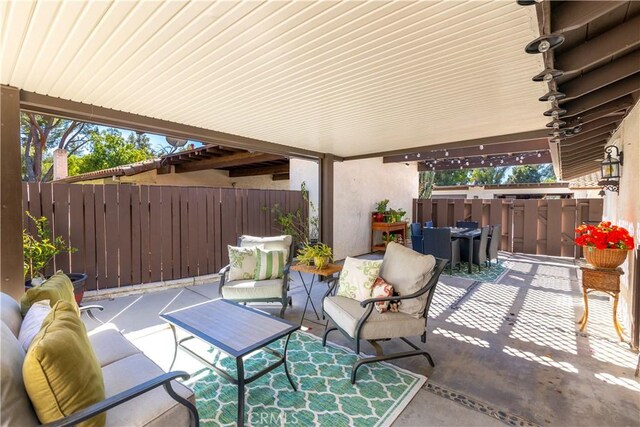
[412,198,603,257]
[22,183,307,291]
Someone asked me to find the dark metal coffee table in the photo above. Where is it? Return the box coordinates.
[160,299,299,427]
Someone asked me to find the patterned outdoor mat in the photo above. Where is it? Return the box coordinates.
[184,331,426,426]
[442,262,508,283]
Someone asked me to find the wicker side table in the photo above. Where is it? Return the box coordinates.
[578,262,625,341]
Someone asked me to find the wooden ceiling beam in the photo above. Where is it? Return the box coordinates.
[418,152,552,171]
[560,51,640,102]
[561,116,621,138]
[272,173,290,181]
[552,1,627,33]
[346,130,549,161]
[555,15,640,73]
[561,145,608,164]
[561,135,610,151]
[561,75,640,116]
[562,161,601,173]
[560,123,618,144]
[229,163,289,177]
[384,138,550,163]
[174,152,284,173]
[563,94,635,121]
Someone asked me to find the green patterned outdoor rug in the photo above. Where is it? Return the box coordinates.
[442,262,507,283]
[183,331,426,426]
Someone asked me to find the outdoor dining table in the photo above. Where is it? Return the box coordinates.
[448,227,481,273]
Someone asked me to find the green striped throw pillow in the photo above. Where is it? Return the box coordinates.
[255,248,286,280]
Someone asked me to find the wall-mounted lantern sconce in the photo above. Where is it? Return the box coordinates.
[598,145,624,194]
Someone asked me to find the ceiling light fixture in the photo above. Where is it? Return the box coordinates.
[416,153,421,158]
[543,107,567,117]
[537,152,542,158]
[517,0,543,5]
[525,34,565,54]
[479,145,484,150]
[445,151,449,156]
[539,90,566,102]
[532,68,564,82]
[546,119,567,129]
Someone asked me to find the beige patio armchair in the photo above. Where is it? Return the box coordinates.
[322,242,448,384]
[218,235,294,318]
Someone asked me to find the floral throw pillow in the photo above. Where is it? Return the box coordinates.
[371,277,394,313]
[228,245,263,281]
[336,257,383,301]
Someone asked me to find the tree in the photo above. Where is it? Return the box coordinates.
[419,171,435,199]
[506,165,542,183]
[68,129,157,176]
[21,113,95,181]
[433,169,470,186]
[468,167,507,185]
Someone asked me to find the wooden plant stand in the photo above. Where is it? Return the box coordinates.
[371,221,407,252]
[578,262,625,341]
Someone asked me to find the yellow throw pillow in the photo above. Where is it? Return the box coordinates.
[23,300,106,427]
[21,271,78,316]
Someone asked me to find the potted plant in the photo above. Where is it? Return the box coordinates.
[297,242,333,269]
[374,199,389,222]
[23,212,87,303]
[575,221,634,268]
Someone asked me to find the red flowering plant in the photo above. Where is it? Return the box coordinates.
[574,221,634,250]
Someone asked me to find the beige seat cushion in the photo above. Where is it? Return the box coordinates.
[1,292,23,338]
[323,296,425,340]
[1,323,40,427]
[221,278,283,300]
[88,324,142,368]
[240,235,292,261]
[379,242,436,318]
[102,353,194,427]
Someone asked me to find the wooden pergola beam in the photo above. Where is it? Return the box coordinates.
[418,152,552,171]
[175,152,284,173]
[563,94,634,121]
[552,1,627,33]
[228,163,289,177]
[561,116,621,138]
[562,162,601,175]
[555,15,640,73]
[345,130,549,161]
[561,135,610,151]
[19,90,323,160]
[561,144,608,164]
[561,51,640,102]
[562,75,640,117]
[384,138,549,163]
[560,123,618,145]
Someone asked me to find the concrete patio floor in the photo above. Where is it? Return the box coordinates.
[82,253,640,426]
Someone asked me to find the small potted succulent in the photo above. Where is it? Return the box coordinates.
[23,212,87,303]
[297,242,333,270]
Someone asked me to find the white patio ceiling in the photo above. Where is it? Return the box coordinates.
[1,0,548,158]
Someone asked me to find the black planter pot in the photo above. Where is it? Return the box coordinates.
[25,273,88,304]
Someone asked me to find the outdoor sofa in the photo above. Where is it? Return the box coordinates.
[0,273,198,427]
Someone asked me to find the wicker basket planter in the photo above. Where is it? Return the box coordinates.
[584,247,628,269]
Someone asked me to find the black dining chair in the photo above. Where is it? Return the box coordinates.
[423,228,461,273]
[486,224,502,266]
[410,223,423,252]
[461,226,490,271]
[455,220,479,229]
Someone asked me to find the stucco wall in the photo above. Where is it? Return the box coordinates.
[333,158,417,260]
[601,102,640,343]
[74,167,290,190]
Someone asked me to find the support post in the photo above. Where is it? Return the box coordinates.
[320,154,334,248]
[0,85,24,300]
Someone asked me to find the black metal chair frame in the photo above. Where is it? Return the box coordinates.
[487,224,502,266]
[321,258,448,384]
[43,306,200,427]
[219,236,294,318]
